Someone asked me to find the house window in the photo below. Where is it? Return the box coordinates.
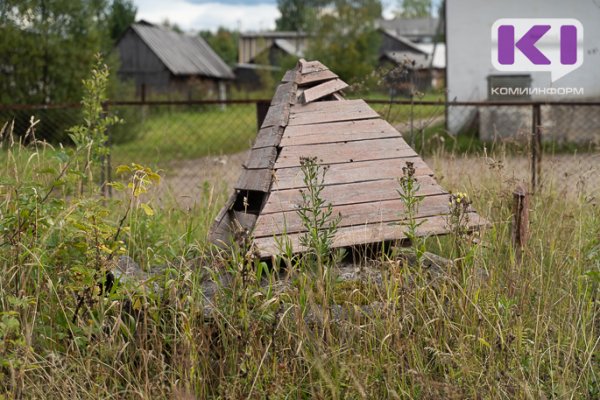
[487,74,532,101]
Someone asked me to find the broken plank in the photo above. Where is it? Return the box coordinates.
[280,119,400,147]
[299,60,328,74]
[274,137,416,168]
[262,176,446,214]
[302,79,348,103]
[254,212,487,257]
[281,69,297,82]
[235,168,273,192]
[244,146,277,169]
[296,69,338,86]
[272,157,433,190]
[253,194,455,237]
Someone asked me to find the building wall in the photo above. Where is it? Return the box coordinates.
[238,35,306,64]
[447,0,600,135]
[116,29,171,93]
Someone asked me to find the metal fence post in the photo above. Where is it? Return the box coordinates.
[531,103,542,192]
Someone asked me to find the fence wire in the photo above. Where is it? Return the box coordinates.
[1,99,599,207]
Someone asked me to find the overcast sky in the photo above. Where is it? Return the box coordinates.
[133,0,399,33]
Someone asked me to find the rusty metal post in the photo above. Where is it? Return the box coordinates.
[512,184,530,260]
[530,104,542,192]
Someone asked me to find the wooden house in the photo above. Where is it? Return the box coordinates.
[115,21,234,100]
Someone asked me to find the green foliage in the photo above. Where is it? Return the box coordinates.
[106,0,137,42]
[296,157,342,268]
[200,27,239,66]
[397,161,426,266]
[0,0,135,104]
[276,0,327,32]
[307,0,382,84]
[396,0,432,18]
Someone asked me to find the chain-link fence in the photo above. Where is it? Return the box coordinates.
[2,99,599,206]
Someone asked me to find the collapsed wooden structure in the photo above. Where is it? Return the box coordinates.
[210,60,486,257]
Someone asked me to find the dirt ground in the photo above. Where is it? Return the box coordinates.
[153,150,599,208]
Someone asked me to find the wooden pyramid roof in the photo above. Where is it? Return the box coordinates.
[210,59,486,257]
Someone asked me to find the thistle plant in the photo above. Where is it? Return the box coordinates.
[447,191,473,270]
[296,157,341,269]
[397,161,426,266]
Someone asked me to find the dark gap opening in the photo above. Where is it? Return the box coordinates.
[232,190,266,214]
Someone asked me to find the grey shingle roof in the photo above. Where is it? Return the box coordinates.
[378,17,439,39]
[131,22,234,79]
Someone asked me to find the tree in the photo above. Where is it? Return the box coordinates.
[0,0,113,104]
[275,0,325,32]
[307,0,382,85]
[200,27,239,66]
[106,0,137,42]
[396,0,432,18]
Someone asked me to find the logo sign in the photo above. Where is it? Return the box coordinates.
[491,18,583,82]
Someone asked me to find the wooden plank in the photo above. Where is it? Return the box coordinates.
[272,157,433,190]
[296,69,338,86]
[253,125,284,149]
[288,102,379,126]
[235,168,273,192]
[262,103,290,128]
[281,69,297,82]
[254,212,487,257]
[299,60,328,74]
[253,194,456,237]
[244,146,277,169]
[301,79,349,103]
[262,176,445,214]
[274,138,416,168]
[291,99,365,114]
[280,119,400,147]
[233,211,258,231]
[270,82,295,106]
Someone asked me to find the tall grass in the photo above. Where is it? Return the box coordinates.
[1,122,597,398]
[0,64,597,399]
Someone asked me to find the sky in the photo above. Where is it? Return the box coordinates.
[133,0,399,33]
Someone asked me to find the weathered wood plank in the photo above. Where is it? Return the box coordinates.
[299,60,328,74]
[253,194,456,237]
[253,125,284,149]
[270,82,295,106]
[301,79,348,103]
[291,99,365,114]
[272,157,433,190]
[235,168,273,192]
[262,103,290,128]
[281,69,297,82]
[288,101,379,126]
[296,69,338,85]
[254,212,487,257]
[244,146,277,169]
[280,119,399,147]
[233,211,258,231]
[262,176,445,214]
[274,138,416,168]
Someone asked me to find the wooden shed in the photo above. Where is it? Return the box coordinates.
[115,21,234,99]
[210,60,486,258]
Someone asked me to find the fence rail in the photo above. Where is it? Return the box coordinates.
[2,98,598,206]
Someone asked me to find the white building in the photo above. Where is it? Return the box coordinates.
[446,0,600,139]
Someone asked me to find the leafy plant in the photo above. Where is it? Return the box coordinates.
[396,161,426,266]
[296,157,341,268]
